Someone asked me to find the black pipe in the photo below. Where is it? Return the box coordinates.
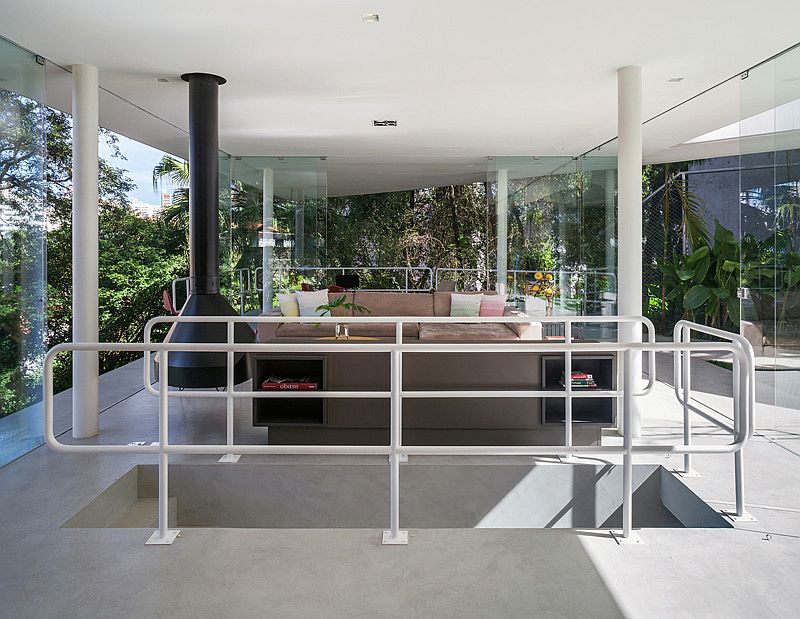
[181,72,226,295]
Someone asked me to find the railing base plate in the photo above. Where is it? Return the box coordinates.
[388,454,408,463]
[674,468,701,478]
[723,510,758,523]
[218,454,241,463]
[382,530,409,545]
[145,529,180,545]
[611,530,642,545]
[558,455,579,463]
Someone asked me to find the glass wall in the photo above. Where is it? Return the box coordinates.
[0,38,46,466]
[229,156,327,309]
[487,155,617,318]
[740,45,800,442]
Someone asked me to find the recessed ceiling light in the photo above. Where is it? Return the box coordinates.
[373,120,397,127]
[668,77,684,83]
[155,77,170,83]
[361,13,379,23]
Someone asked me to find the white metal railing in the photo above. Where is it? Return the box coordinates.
[673,320,756,521]
[255,265,435,294]
[434,268,617,308]
[44,315,752,546]
[171,268,252,315]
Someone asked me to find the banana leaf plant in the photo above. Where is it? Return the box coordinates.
[657,221,741,328]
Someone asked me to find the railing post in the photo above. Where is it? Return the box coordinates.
[563,321,575,461]
[146,351,179,544]
[622,348,634,540]
[383,320,408,545]
[681,325,694,476]
[220,321,240,463]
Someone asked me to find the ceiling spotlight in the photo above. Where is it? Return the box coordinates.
[668,77,684,83]
[373,120,397,127]
[361,13,380,23]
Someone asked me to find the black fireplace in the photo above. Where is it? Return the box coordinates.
[160,72,254,388]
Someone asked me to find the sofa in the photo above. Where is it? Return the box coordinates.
[256,291,543,342]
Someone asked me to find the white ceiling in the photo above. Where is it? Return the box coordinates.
[2,1,800,195]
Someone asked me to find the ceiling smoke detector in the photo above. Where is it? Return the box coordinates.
[373,120,397,127]
[668,77,685,83]
[155,77,170,83]
[361,13,380,23]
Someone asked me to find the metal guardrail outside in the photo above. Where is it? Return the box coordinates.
[44,315,752,546]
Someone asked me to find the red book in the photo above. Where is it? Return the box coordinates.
[262,381,318,390]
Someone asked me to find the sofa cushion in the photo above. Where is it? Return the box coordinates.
[275,323,336,338]
[277,293,299,317]
[274,321,419,339]
[295,289,330,317]
[480,294,507,316]
[353,291,434,316]
[346,323,419,338]
[418,323,519,341]
[434,290,494,316]
[325,291,354,317]
[450,293,483,317]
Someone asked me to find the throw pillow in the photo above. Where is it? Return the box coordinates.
[296,289,330,317]
[480,294,507,317]
[450,293,483,317]
[277,293,299,317]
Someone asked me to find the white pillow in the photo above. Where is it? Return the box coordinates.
[450,293,483,317]
[277,293,299,317]
[295,289,330,317]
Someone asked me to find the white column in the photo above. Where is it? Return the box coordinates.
[71,64,99,439]
[496,168,508,295]
[605,167,616,282]
[262,168,274,309]
[617,65,643,437]
[294,187,305,266]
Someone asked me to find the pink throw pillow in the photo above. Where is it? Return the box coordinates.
[479,294,506,317]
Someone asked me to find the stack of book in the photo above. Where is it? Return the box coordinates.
[261,375,319,391]
[559,371,597,389]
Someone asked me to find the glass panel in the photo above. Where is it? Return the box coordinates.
[230,156,327,310]
[772,46,800,445]
[0,40,46,465]
[740,58,778,433]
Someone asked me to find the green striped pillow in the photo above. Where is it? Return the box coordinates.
[449,293,483,317]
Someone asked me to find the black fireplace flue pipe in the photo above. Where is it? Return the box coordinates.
[183,73,224,296]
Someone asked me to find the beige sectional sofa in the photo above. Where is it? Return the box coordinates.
[256,291,543,342]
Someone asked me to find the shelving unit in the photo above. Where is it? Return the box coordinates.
[251,355,326,426]
[541,355,616,426]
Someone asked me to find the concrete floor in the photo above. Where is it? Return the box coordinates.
[0,355,799,618]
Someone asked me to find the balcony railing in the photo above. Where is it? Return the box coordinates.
[44,315,753,546]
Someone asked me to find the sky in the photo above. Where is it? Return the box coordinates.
[98,133,174,204]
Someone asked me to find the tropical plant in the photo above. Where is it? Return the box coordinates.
[316,294,370,317]
[657,221,740,328]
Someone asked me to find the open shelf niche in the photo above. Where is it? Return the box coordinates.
[252,355,326,425]
[541,354,616,426]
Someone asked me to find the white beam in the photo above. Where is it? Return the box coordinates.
[496,168,508,295]
[71,64,99,439]
[617,65,642,437]
[262,168,274,309]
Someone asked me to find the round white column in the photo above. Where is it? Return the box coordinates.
[617,65,643,437]
[496,168,508,295]
[71,64,99,439]
[262,168,274,310]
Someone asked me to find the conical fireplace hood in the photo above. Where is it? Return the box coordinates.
[162,72,253,388]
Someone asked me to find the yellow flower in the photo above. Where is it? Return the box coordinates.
[534,272,543,280]
[532,285,540,292]
[545,273,554,281]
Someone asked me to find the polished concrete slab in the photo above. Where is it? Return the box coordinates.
[0,355,799,618]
